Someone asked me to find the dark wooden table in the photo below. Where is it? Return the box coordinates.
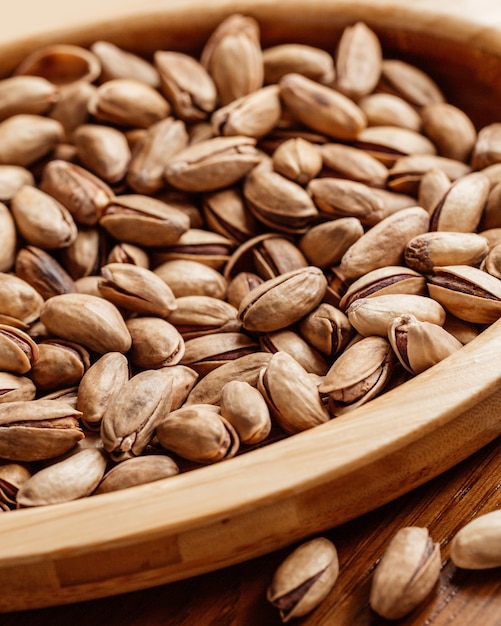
[3,436,501,625]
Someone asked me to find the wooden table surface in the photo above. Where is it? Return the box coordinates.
[1,436,500,625]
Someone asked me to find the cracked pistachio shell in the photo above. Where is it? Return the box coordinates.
[29,339,91,392]
[154,365,199,411]
[220,380,271,444]
[0,203,16,272]
[260,329,328,376]
[0,273,43,325]
[262,44,335,85]
[154,259,227,299]
[239,267,327,333]
[318,336,395,414]
[181,331,258,376]
[388,314,462,375]
[15,44,101,85]
[272,137,322,186]
[405,232,489,274]
[267,537,339,622]
[153,228,235,270]
[11,185,78,250]
[186,352,271,406]
[0,372,36,403]
[428,264,501,323]
[339,206,430,281]
[370,527,441,620]
[101,369,173,462]
[471,123,501,170]
[0,399,83,462]
[157,404,239,463]
[73,124,131,184]
[450,510,501,569]
[167,295,238,339]
[17,448,107,508]
[299,217,364,269]
[126,317,185,369]
[203,186,260,244]
[40,293,132,354]
[299,303,353,358]
[98,263,177,316]
[347,294,446,337]
[77,352,129,431]
[0,461,32,505]
[226,272,263,309]
[95,454,179,495]
[0,324,39,374]
[280,73,367,140]
[258,351,329,434]
[418,167,451,214]
[430,172,489,233]
[339,266,427,311]
[388,154,470,196]
[15,245,77,300]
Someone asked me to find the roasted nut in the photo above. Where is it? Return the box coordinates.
[94,454,179,494]
[450,510,501,569]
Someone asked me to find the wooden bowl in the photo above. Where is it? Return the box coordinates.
[2,0,501,613]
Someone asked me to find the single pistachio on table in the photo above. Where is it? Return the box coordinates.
[156,404,239,464]
[154,259,227,299]
[0,399,83,462]
[0,273,44,325]
[77,352,129,431]
[98,262,177,317]
[72,123,131,184]
[339,206,430,282]
[0,114,64,167]
[0,165,34,202]
[200,14,263,106]
[334,21,382,100]
[40,293,132,354]
[267,537,339,623]
[100,369,173,462]
[420,102,477,162]
[318,336,395,415]
[90,40,160,87]
[298,303,353,359]
[379,58,445,106]
[405,231,489,274]
[94,454,179,495]
[202,186,261,244]
[126,117,189,194]
[0,461,32,508]
[126,317,185,369]
[258,351,330,434]
[339,266,427,311]
[259,329,328,376]
[88,78,170,128]
[152,228,235,270]
[15,246,77,299]
[238,267,327,333]
[450,509,501,569]
[167,295,239,339]
[220,380,271,444]
[99,194,190,247]
[357,92,422,131]
[0,372,36,403]
[181,331,259,377]
[16,448,108,508]
[0,324,39,375]
[319,143,388,187]
[164,135,261,193]
[154,51,217,122]
[262,43,335,84]
[299,217,364,269]
[29,339,91,392]
[186,352,271,406]
[388,313,462,375]
[347,293,446,337]
[369,526,441,620]
[0,203,17,272]
[427,264,501,324]
[11,185,78,250]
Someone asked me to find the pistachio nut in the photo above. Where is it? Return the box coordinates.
[272,137,322,186]
[157,404,239,464]
[155,51,217,121]
[258,351,329,434]
[181,331,258,376]
[0,114,64,167]
[0,273,44,325]
[94,454,179,495]
[319,336,395,415]
[418,168,451,214]
[238,267,327,333]
[155,365,199,411]
[98,262,177,316]
[226,272,263,309]
[279,73,367,140]
[0,75,57,121]
[167,295,239,339]
[126,317,185,369]
[29,339,90,392]
[299,217,364,269]
[483,241,501,279]
[107,242,150,269]
[358,92,422,131]
[428,264,501,324]
[0,165,34,202]
[450,510,501,569]
[0,324,39,375]
[164,135,261,193]
[267,537,339,623]
[0,203,16,272]
[16,448,108,507]
[15,245,77,300]
[320,143,388,187]
[379,59,445,106]
[100,369,173,462]
[421,102,477,162]
[77,352,129,431]
[471,123,501,170]
[0,399,83,462]
[220,380,271,444]
[154,259,227,299]
[61,227,106,280]
[369,526,441,620]
[298,303,353,359]
[152,228,235,270]
[0,461,32,507]
[0,372,36,404]
[430,172,489,232]
[90,40,160,87]
[48,81,96,137]
[339,206,430,281]
[202,186,261,244]
[388,314,462,375]
[262,43,335,85]
[405,232,489,274]
[73,123,131,184]
[388,154,470,196]
[481,181,501,230]
[260,329,328,376]
[40,293,132,354]
[354,125,436,165]
[347,294,446,337]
